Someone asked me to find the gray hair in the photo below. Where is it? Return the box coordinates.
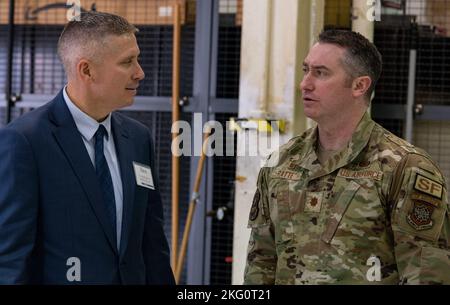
[57,11,138,77]
[318,30,382,102]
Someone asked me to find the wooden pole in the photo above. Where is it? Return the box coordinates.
[171,2,181,272]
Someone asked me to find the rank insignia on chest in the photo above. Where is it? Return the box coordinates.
[407,200,434,231]
[305,192,323,213]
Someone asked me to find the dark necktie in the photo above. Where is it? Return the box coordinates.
[94,125,117,242]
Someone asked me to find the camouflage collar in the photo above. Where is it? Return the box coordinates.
[346,111,375,164]
[300,112,375,180]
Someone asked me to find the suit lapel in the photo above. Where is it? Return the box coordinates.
[49,92,118,253]
[111,114,135,258]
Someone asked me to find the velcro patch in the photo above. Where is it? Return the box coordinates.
[407,201,434,231]
[411,192,441,207]
[337,168,383,181]
[271,169,301,180]
[414,174,443,199]
[304,192,323,213]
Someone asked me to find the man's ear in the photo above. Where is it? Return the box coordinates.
[76,59,94,82]
[352,76,372,99]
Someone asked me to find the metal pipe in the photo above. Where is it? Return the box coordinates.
[5,0,15,124]
[261,0,272,115]
[405,49,417,142]
[175,130,211,283]
[171,2,181,272]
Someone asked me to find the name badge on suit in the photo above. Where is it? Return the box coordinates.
[133,162,155,190]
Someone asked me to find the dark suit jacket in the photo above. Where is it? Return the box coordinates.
[0,90,175,284]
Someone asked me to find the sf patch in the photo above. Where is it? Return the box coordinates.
[414,174,443,199]
[249,190,260,221]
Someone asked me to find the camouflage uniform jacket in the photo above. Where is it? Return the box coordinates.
[244,112,450,284]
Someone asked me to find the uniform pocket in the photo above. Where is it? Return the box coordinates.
[321,180,361,243]
[277,183,305,214]
[275,182,305,243]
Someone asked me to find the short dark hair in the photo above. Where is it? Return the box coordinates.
[57,11,138,76]
[318,29,382,101]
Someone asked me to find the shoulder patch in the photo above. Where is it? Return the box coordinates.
[414,174,443,199]
[407,200,435,231]
[249,190,260,221]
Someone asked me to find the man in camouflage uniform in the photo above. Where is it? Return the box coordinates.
[244,30,450,284]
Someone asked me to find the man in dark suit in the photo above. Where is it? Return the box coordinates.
[0,11,175,284]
